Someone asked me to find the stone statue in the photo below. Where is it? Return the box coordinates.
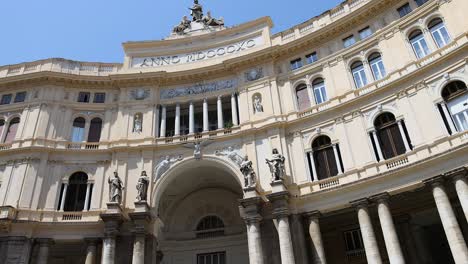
[189,0,204,22]
[136,171,149,202]
[240,155,256,188]
[266,148,286,182]
[108,172,124,204]
[183,140,213,159]
[173,16,191,34]
[154,155,183,182]
[202,11,224,27]
[253,95,264,113]
[133,113,143,133]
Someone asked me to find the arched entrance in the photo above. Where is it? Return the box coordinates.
[152,157,249,264]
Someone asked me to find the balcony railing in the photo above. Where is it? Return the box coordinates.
[299,130,468,195]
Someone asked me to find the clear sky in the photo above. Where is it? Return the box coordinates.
[0,0,343,66]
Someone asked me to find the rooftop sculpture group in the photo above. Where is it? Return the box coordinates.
[173,0,225,35]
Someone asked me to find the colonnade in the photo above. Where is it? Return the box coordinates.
[159,93,239,138]
[33,171,468,264]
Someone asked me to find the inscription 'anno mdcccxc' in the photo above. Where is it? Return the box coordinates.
[133,38,258,68]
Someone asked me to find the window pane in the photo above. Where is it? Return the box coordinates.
[0,94,12,105]
[88,118,103,142]
[296,85,311,111]
[290,58,303,70]
[343,35,356,48]
[78,92,90,103]
[398,3,412,17]
[93,93,106,103]
[4,118,20,143]
[306,52,318,64]
[14,92,26,103]
[359,27,372,39]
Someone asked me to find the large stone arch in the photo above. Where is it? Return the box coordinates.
[150,155,244,217]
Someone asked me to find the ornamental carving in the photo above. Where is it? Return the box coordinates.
[245,68,264,82]
[160,79,238,100]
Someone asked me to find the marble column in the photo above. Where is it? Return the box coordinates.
[246,218,265,264]
[397,120,411,152]
[217,96,224,129]
[305,211,327,264]
[84,183,91,211]
[101,235,117,264]
[36,238,53,264]
[85,239,98,264]
[372,193,405,264]
[371,131,384,161]
[189,101,195,134]
[352,199,383,264]
[231,93,239,126]
[308,151,319,182]
[268,192,296,264]
[240,197,265,264]
[132,234,146,264]
[174,104,180,136]
[160,105,166,138]
[60,183,68,211]
[447,168,468,222]
[424,177,468,264]
[440,102,457,133]
[332,144,343,175]
[203,99,209,132]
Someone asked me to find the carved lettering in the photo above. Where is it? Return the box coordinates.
[132,36,263,68]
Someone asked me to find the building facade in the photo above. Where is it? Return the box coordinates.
[0,0,467,263]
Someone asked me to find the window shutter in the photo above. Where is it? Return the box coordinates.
[296,87,311,111]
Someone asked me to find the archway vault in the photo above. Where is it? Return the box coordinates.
[151,155,245,219]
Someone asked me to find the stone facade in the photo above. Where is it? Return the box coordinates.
[0,0,467,263]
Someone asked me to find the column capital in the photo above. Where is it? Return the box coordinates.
[267,191,290,218]
[423,175,445,188]
[303,210,322,220]
[84,238,100,246]
[445,167,468,181]
[350,198,371,209]
[36,238,54,246]
[369,192,391,204]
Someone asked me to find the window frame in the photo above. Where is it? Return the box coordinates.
[93,92,106,103]
[428,19,451,48]
[290,58,303,71]
[0,94,12,105]
[397,3,412,18]
[343,35,356,48]
[13,92,27,103]
[358,27,372,40]
[368,53,386,81]
[351,61,368,88]
[306,52,318,64]
[77,92,91,103]
[409,30,430,59]
[312,78,328,104]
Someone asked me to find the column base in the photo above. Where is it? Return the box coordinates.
[134,201,150,213]
[106,202,123,215]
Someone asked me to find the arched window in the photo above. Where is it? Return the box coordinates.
[309,136,343,180]
[351,61,368,88]
[4,117,20,143]
[71,117,86,142]
[196,215,225,238]
[428,18,451,48]
[409,30,430,59]
[373,113,410,160]
[312,78,328,104]
[63,172,89,212]
[87,118,102,142]
[296,84,311,111]
[440,81,468,132]
[368,53,386,81]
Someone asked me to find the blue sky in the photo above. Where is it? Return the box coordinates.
[0,0,342,65]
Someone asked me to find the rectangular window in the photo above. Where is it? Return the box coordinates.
[410,34,430,59]
[344,229,366,260]
[343,35,356,48]
[93,93,106,103]
[14,92,27,103]
[290,58,303,70]
[0,94,12,105]
[78,92,91,103]
[430,22,451,48]
[415,0,428,7]
[197,252,226,264]
[358,27,372,40]
[306,52,318,64]
[397,3,412,18]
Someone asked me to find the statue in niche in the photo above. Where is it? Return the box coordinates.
[189,0,204,22]
[108,172,124,204]
[240,155,257,188]
[154,155,183,182]
[202,11,224,27]
[173,16,192,34]
[253,94,264,113]
[133,113,143,133]
[265,148,286,182]
[136,171,149,202]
